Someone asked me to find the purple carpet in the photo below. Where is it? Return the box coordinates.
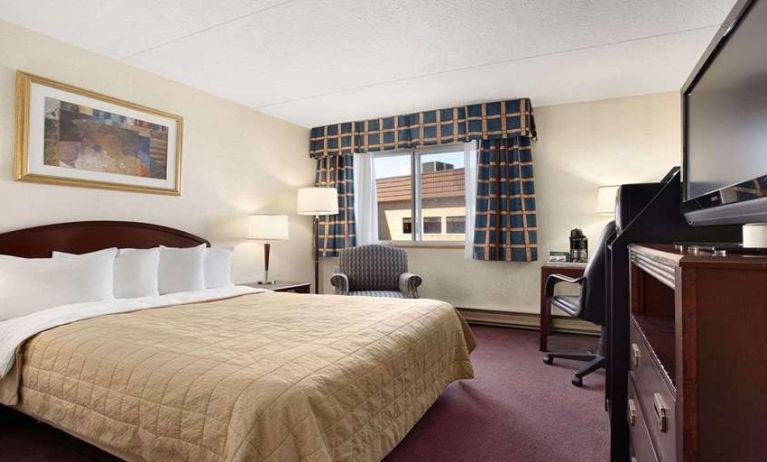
[384,325,609,461]
[0,325,608,461]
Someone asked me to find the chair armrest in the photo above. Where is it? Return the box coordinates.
[399,272,423,298]
[544,274,585,297]
[330,272,350,295]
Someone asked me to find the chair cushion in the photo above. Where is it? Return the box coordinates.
[551,295,581,317]
[349,290,405,298]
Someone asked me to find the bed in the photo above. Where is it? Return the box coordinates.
[0,221,475,462]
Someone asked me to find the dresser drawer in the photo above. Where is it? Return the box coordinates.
[629,379,659,462]
[630,320,676,461]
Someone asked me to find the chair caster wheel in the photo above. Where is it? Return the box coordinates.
[543,356,553,365]
[572,376,583,387]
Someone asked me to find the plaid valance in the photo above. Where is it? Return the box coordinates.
[309,99,536,159]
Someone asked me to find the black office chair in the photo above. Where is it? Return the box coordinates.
[543,221,616,386]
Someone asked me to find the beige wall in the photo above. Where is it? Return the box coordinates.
[322,92,682,313]
[0,20,315,284]
[0,19,682,309]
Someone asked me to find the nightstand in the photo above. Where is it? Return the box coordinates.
[242,281,311,293]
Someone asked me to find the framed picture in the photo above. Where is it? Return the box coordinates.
[14,71,183,195]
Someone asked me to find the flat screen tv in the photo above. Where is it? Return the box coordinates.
[682,0,767,225]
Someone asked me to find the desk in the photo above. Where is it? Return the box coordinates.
[539,261,587,351]
[625,244,767,461]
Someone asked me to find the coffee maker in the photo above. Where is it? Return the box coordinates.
[569,228,588,262]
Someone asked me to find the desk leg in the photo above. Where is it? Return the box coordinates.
[540,301,551,351]
[540,271,550,352]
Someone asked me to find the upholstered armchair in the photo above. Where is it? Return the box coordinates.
[330,245,423,298]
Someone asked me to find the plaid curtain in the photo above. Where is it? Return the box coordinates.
[309,98,537,259]
[315,153,356,257]
[473,137,537,261]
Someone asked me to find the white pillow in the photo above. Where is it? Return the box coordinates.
[54,248,160,299]
[204,247,233,289]
[158,245,206,294]
[116,248,161,298]
[0,250,116,321]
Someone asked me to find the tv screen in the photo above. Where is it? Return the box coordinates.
[683,0,767,224]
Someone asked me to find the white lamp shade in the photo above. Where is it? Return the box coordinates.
[596,185,619,216]
[248,214,289,240]
[297,187,339,216]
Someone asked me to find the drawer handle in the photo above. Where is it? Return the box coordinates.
[627,399,637,427]
[631,343,641,369]
[653,393,669,433]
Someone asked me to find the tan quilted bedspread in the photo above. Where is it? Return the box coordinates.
[4,292,475,462]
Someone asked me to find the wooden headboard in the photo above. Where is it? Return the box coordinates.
[0,221,210,258]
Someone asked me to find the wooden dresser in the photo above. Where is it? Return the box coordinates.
[627,244,767,462]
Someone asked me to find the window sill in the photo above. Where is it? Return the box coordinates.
[381,241,464,250]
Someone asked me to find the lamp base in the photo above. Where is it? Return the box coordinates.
[259,251,277,286]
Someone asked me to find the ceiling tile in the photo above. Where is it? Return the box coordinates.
[257,26,719,126]
[124,0,733,107]
[0,0,287,58]
[0,0,738,126]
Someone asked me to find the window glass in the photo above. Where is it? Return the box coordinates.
[446,216,466,234]
[419,150,465,241]
[372,146,466,242]
[375,154,412,241]
[402,217,412,234]
[423,217,442,234]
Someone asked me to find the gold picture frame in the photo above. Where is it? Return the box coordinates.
[14,71,183,195]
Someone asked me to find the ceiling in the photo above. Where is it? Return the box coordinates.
[0,0,737,127]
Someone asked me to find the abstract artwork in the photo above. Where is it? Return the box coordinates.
[15,72,183,195]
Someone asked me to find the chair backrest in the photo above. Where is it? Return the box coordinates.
[578,221,617,325]
[339,245,408,291]
[615,182,664,233]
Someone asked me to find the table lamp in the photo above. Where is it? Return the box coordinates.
[297,187,339,294]
[248,214,289,284]
[596,185,619,216]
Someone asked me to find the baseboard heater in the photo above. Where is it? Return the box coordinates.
[457,307,600,336]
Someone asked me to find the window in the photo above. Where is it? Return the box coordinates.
[374,145,466,243]
[374,154,412,241]
[423,217,442,234]
[402,217,412,234]
[446,216,466,234]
